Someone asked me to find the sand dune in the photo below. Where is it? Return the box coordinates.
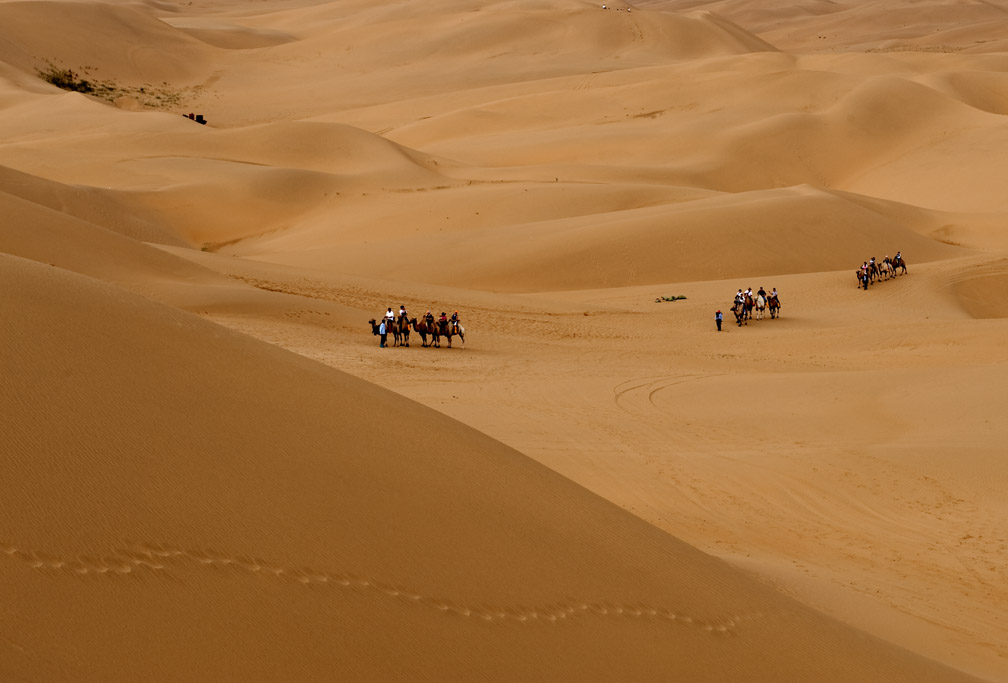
[2,254,981,681]
[650,0,1008,52]
[0,164,184,245]
[230,184,963,290]
[3,0,1008,680]
[0,0,214,83]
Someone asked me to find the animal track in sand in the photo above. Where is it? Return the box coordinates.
[1,541,763,634]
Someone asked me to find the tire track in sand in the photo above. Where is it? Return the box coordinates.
[613,374,724,416]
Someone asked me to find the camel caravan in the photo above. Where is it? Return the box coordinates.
[369,306,465,349]
[857,252,907,290]
[729,286,781,328]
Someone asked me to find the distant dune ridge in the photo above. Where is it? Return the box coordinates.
[2,0,1008,680]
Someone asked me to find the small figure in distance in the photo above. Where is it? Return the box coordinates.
[715,309,723,332]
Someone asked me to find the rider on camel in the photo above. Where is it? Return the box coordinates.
[450,310,460,334]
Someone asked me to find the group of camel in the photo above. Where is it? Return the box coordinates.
[857,255,907,290]
[369,315,466,348]
[731,290,780,327]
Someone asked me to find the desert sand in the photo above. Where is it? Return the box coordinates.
[2,0,1007,680]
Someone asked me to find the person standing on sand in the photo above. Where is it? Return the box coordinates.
[715,310,723,331]
[379,319,387,348]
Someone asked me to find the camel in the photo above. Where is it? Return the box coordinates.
[440,320,465,348]
[410,317,440,348]
[731,300,747,327]
[868,260,879,283]
[384,317,401,346]
[395,315,411,347]
[368,318,391,346]
[857,269,870,290]
[754,294,766,320]
[892,255,908,275]
[768,294,780,319]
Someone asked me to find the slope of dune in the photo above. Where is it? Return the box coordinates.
[649,0,1008,53]
[1,254,980,682]
[231,185,965,291]
[0,0,215,84]
[0,187,245,306]
[0,165,184,245]
[254,0,776,66]
[0,91,451,245]
[921,70,1008,116]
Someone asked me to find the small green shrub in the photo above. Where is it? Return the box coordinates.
[38,63,94,93]
[36,61,199,110]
